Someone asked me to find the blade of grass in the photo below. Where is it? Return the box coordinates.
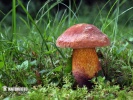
[71,0,82,21]
[12,0,17,42]
[112,0,119,46]
[19,17,31,30]
[26,0,31,26]
[36,0,63,22]
[0,10,5,16]
[59,2,78,22]
[93,0,111,25]
[53,43,65,59]
[102,0,119,31]
[35,0,52,20]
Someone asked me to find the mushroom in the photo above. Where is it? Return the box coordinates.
[56,23,110,88]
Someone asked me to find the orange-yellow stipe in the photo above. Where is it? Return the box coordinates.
[72,48,101,87]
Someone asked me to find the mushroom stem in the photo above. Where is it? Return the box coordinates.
[72,48,101,87]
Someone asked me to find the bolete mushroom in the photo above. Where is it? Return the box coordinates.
[56,23,110,88]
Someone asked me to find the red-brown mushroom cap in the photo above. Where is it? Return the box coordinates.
[56,23,110,48]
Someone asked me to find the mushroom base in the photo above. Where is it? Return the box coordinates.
[72,48,101,87]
